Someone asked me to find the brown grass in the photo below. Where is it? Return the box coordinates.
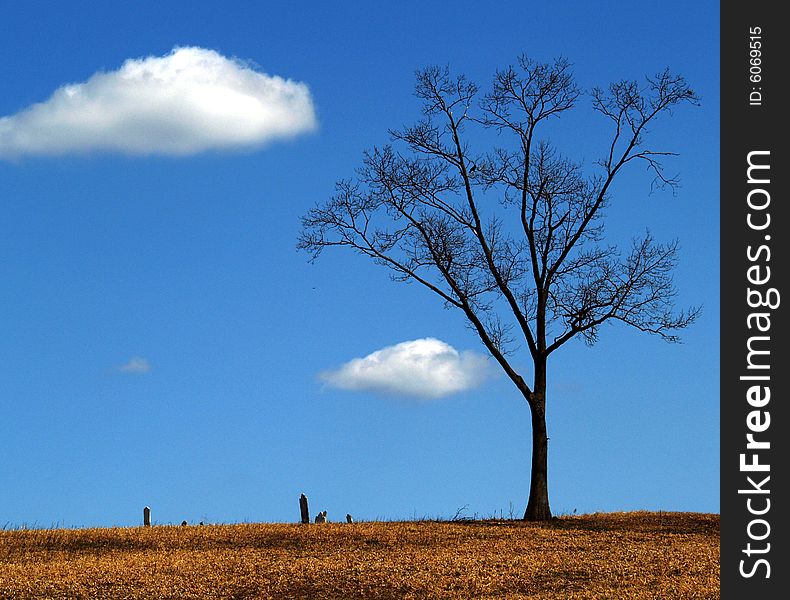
[0,511,718,599]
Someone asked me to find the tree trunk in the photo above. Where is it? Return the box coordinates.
[523,400,551,520]
[524,360,551,521]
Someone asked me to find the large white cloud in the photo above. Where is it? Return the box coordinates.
[321,338,492,399]
[0,46,316,158]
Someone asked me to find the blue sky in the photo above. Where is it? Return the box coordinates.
[0,1,719,527]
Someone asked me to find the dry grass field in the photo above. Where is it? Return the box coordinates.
[0,511,718,599]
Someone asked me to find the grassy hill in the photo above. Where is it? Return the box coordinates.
[0,511,718,599]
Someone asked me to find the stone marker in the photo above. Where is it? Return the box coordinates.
[346,514,353,524]
[299,493,310,524]
[143,506,151,527]
[315,510,327,523]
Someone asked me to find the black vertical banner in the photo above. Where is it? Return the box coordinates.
[721,2,787,598]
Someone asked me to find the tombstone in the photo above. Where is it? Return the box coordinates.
[315,510,327,523]
[346,514,353,524]
[143,506,151,527]
[299,494,310,524]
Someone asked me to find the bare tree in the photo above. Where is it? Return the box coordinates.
[299,56,700,521]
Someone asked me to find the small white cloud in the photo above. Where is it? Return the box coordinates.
[321,338,492,399]
[118,357,151,374]
[0,46,316,159]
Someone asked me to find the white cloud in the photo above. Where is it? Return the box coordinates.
[118,357,151,374]
[0,46,316,159]
[321,338,492,399]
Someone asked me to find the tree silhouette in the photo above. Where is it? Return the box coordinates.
[299,56,700,520]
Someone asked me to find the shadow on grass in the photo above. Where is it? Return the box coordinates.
[450,511,719,536]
